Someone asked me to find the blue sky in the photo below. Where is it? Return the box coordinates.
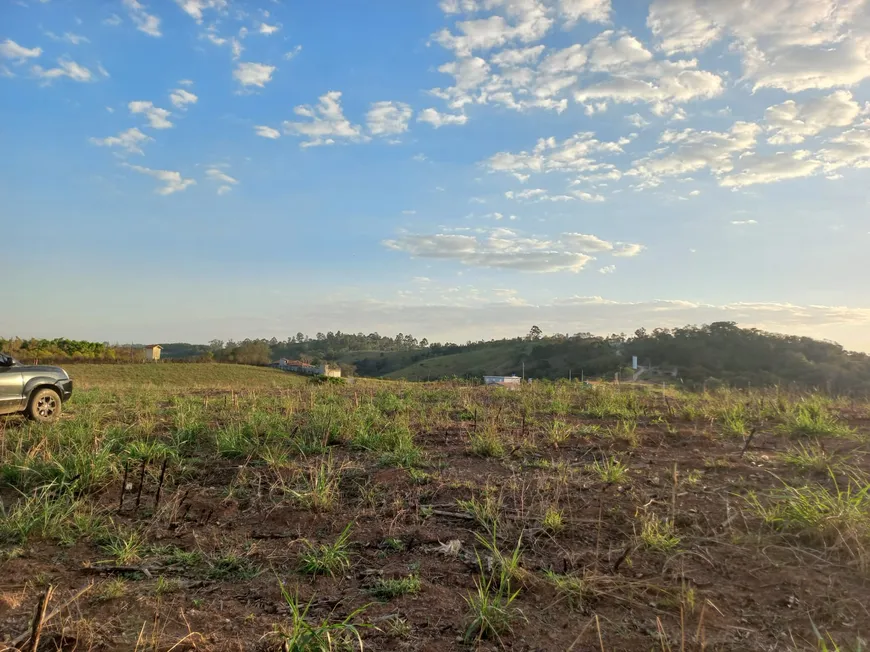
[3,0,870,349]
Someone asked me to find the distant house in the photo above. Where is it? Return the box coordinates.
[143,344,162,361]
[275,358,341,377]
[483,375,521,387]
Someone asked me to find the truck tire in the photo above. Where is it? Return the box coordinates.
[27,388,62,423]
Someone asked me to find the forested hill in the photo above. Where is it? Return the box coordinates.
[147,323,870,392]
[4,323,870,392]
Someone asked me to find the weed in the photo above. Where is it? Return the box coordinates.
[207,553,260,580]
[542,506,564,533]
[746,471,870,556]
[463,540,525,645]
[639,514,680,552]
[370,574,421,600]
[781,401,854,438]
[780,442,836,472]
[607,419,640,446]
[287,456,341,512]
[154,576,181,596]
[102,530,143,564]
[299,523,353,577]
[576,424,601,436]
[384,616,412,639]
[93,578,127,602]
[457,493,504,533]
[380,537,404,552]
[543,570,591,611]
[588,457,629,484]
[271,583,369,651]
[469,426,504,458]
[684,469,704,487]
[720,406,747,437]
[547,420,573,447]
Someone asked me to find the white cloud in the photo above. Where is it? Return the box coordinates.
[123,0,161,37]
[284,45,302,60]
[169,88,198,109]
[178,79,194,86]
[283,91,366,147]
[90,127,152,155]
[819,128,870,172]
[384,231,590,273]
[254,125,281,139]
[206,167,238,194]
[417,108,469,127]
[233,62,275,88]
[231,38,243,60]
[125,164,195,195]
[720,152,821,188]
[384,227,643,273]
[561,233,613,252]
[765,91,861,145]
[0,39,42,63]
[613,243,645,257]
[731,219,758,225]
[629,121,760,186]
[45,32,89,45]
[598,264,616,274]
[559,0,611,25]
[103,14,123,27]
[129,100,173,129]
[572,190,606,202]
[259,22,280,35]
[626,112,649,127]
[31,57,94,82]
[486,131,624,176]
[647,0,870,92]
[175,0,227,23]
[366,101,413,136]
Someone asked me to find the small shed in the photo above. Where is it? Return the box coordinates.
[483,375,521,387]
[143,344,163,361]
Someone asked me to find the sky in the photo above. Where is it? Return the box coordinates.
[2,0,870,350]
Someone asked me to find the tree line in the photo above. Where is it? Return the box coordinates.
[6,323,870,393]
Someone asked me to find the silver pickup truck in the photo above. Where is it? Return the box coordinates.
[0,352,73,422]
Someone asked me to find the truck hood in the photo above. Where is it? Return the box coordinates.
[17,365,69,378]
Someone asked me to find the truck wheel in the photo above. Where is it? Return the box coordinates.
[28,388,62,423]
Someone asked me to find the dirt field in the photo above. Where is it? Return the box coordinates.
[1,364,868,651]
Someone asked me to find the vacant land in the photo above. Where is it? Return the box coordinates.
[1,364,868,651]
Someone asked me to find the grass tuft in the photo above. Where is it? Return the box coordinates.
[299,523,353,577]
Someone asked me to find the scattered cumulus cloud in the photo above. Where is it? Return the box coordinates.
[103,14,123,27]
[598,264,616,274]
[175,0,227,23]
[765,91,862,145]
[254,125,281,139]
[0,39,42,62]
[129,100,173,129]
[233,62,275,88]
[123,0,161,37]
[169,88,198,109]
[259,22,280,35]
[45,31,89,45]
[283,91,366,147]
[206,167,238,195]
[366,101,413,136]
[31,57,94,82]
[90,127,152,155]
[418,108,469,128]
[383,227,643,273]
[124,164,195,195]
